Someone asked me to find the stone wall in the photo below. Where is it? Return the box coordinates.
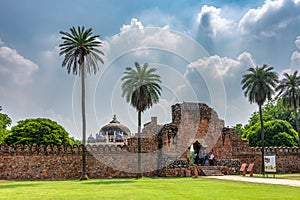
[0,143,189,180]
[212,127,300,173]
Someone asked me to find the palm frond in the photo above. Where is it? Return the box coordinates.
[59,26,105,76]
[121,62,162,113]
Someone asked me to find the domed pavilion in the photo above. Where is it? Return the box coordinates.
[87,115,131,145]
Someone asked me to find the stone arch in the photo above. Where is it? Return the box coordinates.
[191,139,208,165]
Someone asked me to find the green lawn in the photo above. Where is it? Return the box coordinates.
[0,177,299,200]
[253,173,300,180]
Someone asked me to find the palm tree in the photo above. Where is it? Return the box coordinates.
[121,62,162,178]
[59,26,104,180]
[241,64,278,175]
[276,71,300,147]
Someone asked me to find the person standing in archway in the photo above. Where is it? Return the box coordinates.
[209,151,214,166]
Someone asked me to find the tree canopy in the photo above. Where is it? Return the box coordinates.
[0,106,12,144]
[242,119,298,147]
[235,99,299,147]
[4,118,74,146]
[276,70,300,147]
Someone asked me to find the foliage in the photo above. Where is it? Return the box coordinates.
[241,65,278,107]
[233,124,244,135]
[1,178,300,200]
[0,106,12,144]
[241,64,279,174]
[59,26,104,76]
[242,119,298,147]
[4,118,74,146]
[276,70,300,147]
[59,26,105,179]
[121,62,162,178]
[276,70,300,109]
[245,99,296,129]
[121,62,162,112]
[235,99,299,147]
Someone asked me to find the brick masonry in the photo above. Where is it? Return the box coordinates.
[0,102,299,180]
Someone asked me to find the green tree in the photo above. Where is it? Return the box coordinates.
[0,106,12,144]
[243,119,298,147]
[59,26,104,180]
[4,118,73,145]
[236,99,299,146]
[121,62,162,178]
[243,99,295,128]
[276,70,300,147]
[233,123,244,135]
[241,64,278,174]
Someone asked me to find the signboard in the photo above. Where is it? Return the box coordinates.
[264,154,276,173]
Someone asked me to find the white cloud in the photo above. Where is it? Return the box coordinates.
[291,50,300,66]
[295,36,300,49]
[280,68,293,78]
[0,46,38,86]
[186,52,256,126]
[196,5,236,38]
[187,52,255,78]
[290,36,300,67]
[239,0,300,36]
[120,18,144,32]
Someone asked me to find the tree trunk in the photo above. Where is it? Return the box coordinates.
[80,59,88,180]
[137,110,142,179]
[259,104,265,176]
[293,98,300,147]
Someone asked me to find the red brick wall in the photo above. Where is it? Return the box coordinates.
[212,128,300,173]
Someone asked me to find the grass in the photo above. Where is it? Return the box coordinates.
[0,177,299,200]
[252,173,300,180]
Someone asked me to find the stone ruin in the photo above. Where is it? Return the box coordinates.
[0,102,299,180]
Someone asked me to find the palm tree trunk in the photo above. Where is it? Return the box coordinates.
[259,105,265,176]
[293,98,300,147]
[80,60,88,180]
[137,110,142,179]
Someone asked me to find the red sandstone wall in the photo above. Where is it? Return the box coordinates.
[0,144,187,180]
[213,128,300,173]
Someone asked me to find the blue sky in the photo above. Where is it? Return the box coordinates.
[1,0,300,139]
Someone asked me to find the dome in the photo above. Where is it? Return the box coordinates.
[115,133,124,142]
[96,133,106,142]
[87,134,96,143]
[99,115,131,136]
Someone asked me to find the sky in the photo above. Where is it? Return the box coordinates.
[1,0,300,140]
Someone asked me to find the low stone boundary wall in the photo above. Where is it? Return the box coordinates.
[233,147,300,174]
[0,144,188,180]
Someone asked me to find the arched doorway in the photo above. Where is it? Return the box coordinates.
[192,141,207,165]
[193,141,200,165]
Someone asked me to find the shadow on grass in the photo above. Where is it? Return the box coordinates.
[83,179,135,185]
[0,183,40,189]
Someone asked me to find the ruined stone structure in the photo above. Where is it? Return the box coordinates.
[0,102,299,180]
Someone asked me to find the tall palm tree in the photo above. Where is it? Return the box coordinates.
[59,26,104,180]
[276,70,300,147]
[241,64,278,175]
[121,62,162,178]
